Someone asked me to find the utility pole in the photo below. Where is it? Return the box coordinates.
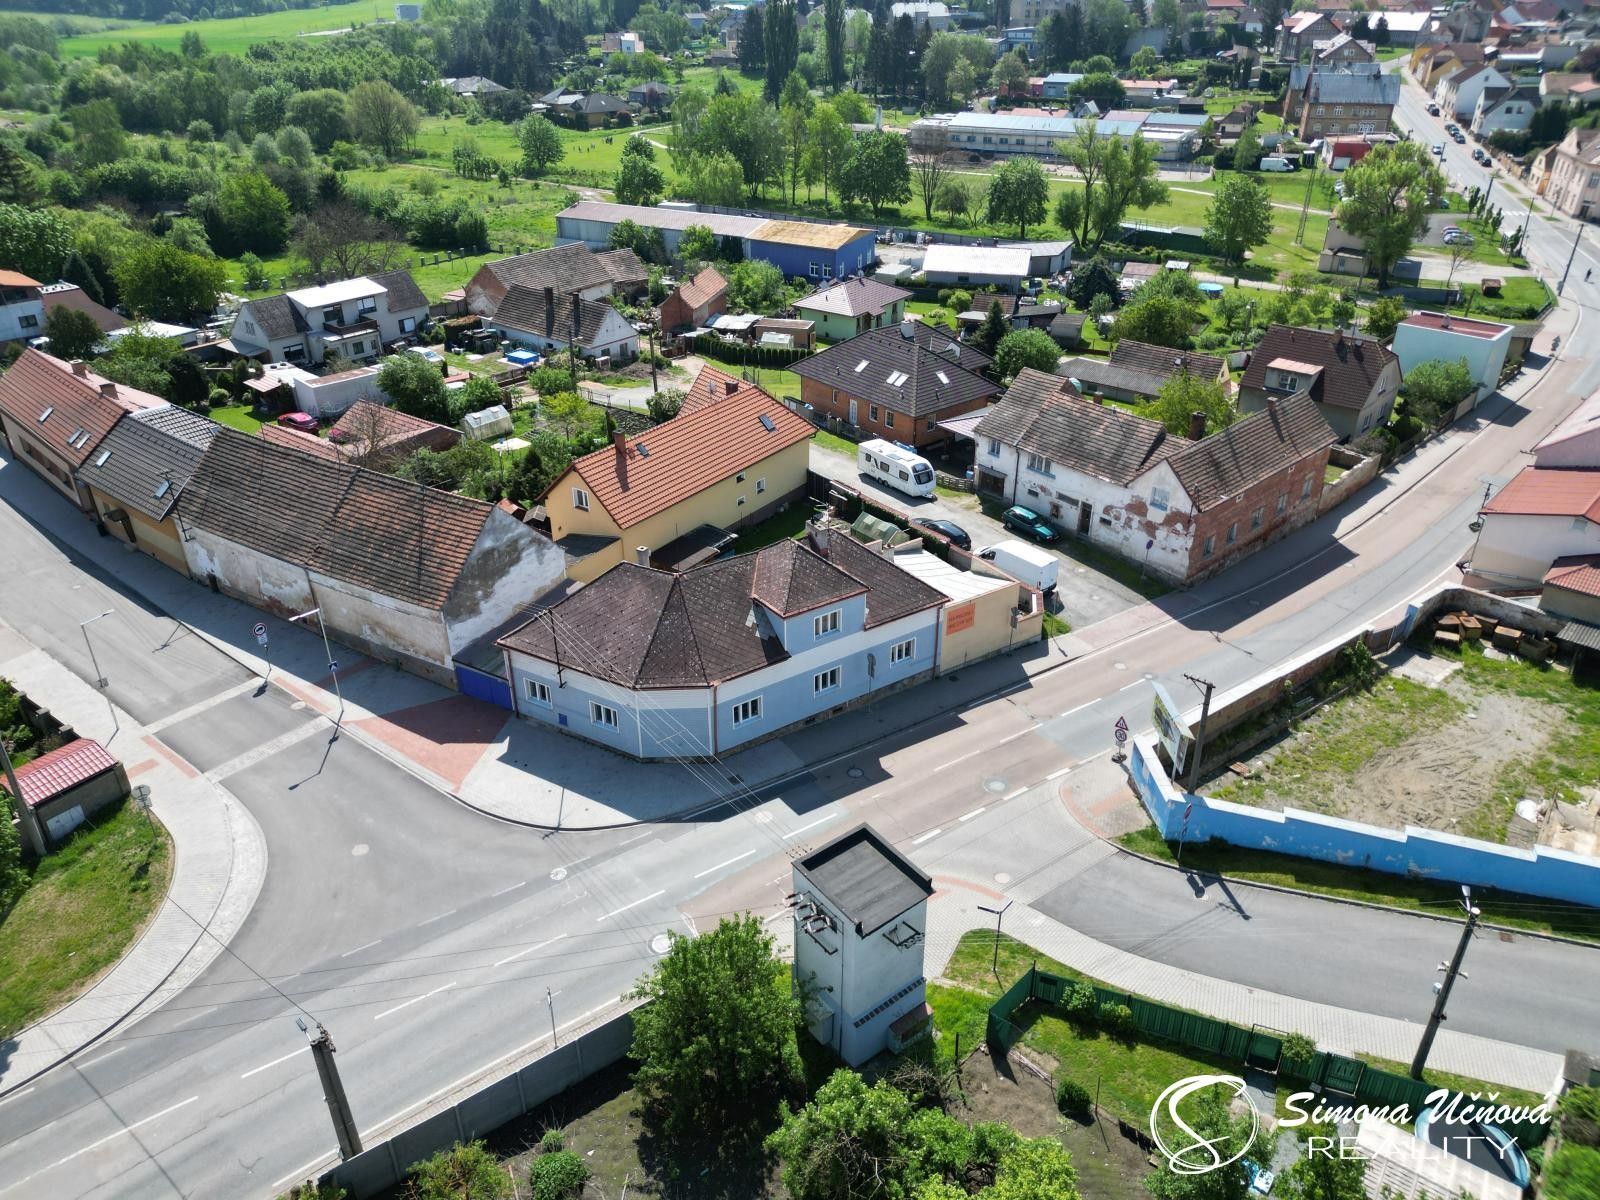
[300,1018,362,1159]
[546,987,559,1046]
[1410,888,1480,1080]
[80,610,113,689]
[977,900,1012,976]
[1183,673,1215,793]
[1558,201,1592,295]
[1295,162,1317,247]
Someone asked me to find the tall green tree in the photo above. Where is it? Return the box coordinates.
[1399,357,1473,425]
[1146,1086,1254,1200]
[1153,0,1184,38]
[68,99,125,167]
[986,155,1049,237]
[615,136,666,206]
[0,203,71,282]
[803,103,852,204]
[43,305,103,359]
[346,80,419,158]
[214,171,292,256]
[973,301,1009,357]
[111,242,225,323]
[0,142,38,206]
[1056,123,1168,254]
[991,49,1029,97]
[377,353,451,423]
[1204,174,1273,270]
[1111,295,1195,349]
[824,0,847,90]
[839,129,911,218]
[1335,140,1444,287]
[629,915,801,1137]
[517,115,564,177]
[764,0,800,102]
[1150,370,1237,437]
[768,1071,948,1200]
[1363,295,1409,340]
[995,329,1063,379]
[285,89,351,154]
[739,3,767,75]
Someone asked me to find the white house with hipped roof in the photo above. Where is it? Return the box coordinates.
[229,270,430,366]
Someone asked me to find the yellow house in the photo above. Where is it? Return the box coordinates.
[80,406,220,576]
[541,373,815,582]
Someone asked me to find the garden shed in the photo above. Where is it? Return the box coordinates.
[462,404,514,441]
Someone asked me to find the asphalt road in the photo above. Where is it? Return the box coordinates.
[4,101,1600,1194]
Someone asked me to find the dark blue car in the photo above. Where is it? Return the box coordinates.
[1001,505,1059,542]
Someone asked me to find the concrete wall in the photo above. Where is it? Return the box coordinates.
[934,582,1037,672]
[1472,511,1600,587]
[35,764,129,844]
[1532,429,1600,470]
[323,1009,637,1199]
[1317,446,1382,516]
[292,370,386,421]
[1542,583,1600,625]
[443,510,567,658]
[88,489,190,575]
[1391,325,1510,404]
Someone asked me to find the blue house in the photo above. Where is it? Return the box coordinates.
[747,220,879,283]
[497,523,944,758]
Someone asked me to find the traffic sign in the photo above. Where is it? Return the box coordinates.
[1113,715,1129,746]
[1114,716,1129,734]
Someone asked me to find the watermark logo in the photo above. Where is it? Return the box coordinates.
[1149,1074,1261,1175]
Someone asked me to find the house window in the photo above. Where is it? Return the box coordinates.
[1026,452,1053,476]
[1276,493,1288,515]
[885,411,895,428]
[1202,534,1215,557]
[814,610,841,637]
[756,478,766,494]
[358,296,377,315]
[1226,521,1238,545]
[590,701,619,728]
[19,314,38,329]
[572,487,589,511]
[870,404,880,422]
[986,437,1001,456]
[524,679,552,706]
[323,306,342,325]
[1301,475,1314,499]
[350,341,364,355]
[926,417,934,431]
[813,666,842,694]
[399,316,417,333]
[1250,506,1264,531]
[1150,485,1170,512]
[890,638,915,663]
[823,264,834,278]
[736,472,746,483]
[732,696,762,726]
[809,261,821,276]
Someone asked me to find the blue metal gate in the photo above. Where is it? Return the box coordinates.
[455,662,513,710]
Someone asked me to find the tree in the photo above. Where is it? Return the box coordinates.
[839,130,911,218]
[1150,371,1237,438]
[1364,295,1409,341]
[769,1070,941,1200]
[1129,45,1160,78]
[43,305,103,359]
[824,0,847,90]
[1083,0,1135,58]
[1233,121,1263,172]
[677,224,719,267]
[739,3,767,76]
[726,259,788,312]
[781,86,814,204]
[0,203,71,281]
[921,32,994,110]
[214,171,292,256]
[680,150,747,207]
[517,115,564,176]
[1398,357,1473,425]
[1335,140,1444,287]
[991,49,1029,97]
[995,329,1063,379]
[616,137,666,206]
[285,89,351,153]
[1204,174,1273,269]
[1153,0,1183,37]
[405,1141,510,1200]
[1069,72,1126,109]
[1112,296,1195,349]
[986,156,1049,237]
[647,387,685,422]
[347,80,419,158]
[68,99,126,167]
[1057,122,1168,255]
[1146,1085,1254,1200]
[912,127,951,221]
[937,175,980,225]
[609,219,667,264]
[973,301,1009,357]
[276,126,314,169]
[378,353,451,423]
[1275,1123,1364,1200]
[97,326,208,408]
[292,204,406,280]
[629,915,801,1137]
[1068,257,1119,310]
[984,1137,1082,1200]
[112,242,225,323]
[0,142,38,206]
[803,104,853,205]
[764,1,799,102]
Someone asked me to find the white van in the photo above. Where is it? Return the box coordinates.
[978,539,1060,594]
[1259,156,1296,172]
[858,438,936,498]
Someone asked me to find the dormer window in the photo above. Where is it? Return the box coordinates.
[1273,370,1300,392]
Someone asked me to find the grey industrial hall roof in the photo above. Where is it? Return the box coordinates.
[82,405,219,520]
[558,201,767,240]
[798,824,935,936]
[792,322,999,417]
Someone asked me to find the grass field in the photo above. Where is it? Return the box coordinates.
[0,799,172,1037]
[59,0,386,58]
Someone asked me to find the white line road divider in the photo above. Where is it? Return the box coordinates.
[596,890,665,922]
[241,1046,309,1080]
[692,850,756,879]
[373,982,456,1022]
[494,933,567,968]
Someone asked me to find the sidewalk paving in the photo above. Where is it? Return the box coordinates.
[0,620,267,1096]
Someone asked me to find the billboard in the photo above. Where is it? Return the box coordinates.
[1150,681,1195,776]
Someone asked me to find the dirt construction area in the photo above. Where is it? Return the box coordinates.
[1210,644,1600,848]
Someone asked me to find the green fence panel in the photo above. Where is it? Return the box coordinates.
[1322,1054,1366,1095]
[1219,1024,1251,1062]
[1354,1068,1431,1111]
[1032,973,1069,1006]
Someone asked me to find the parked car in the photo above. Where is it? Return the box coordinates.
[910,517,972,550]
[1445,123,1458,134]
[1453,132,1467,144]
[1443,230,1472,245]
[978,539,1060,594]
[1432,143,1445,157]
[276,412,319,433]
[1000,505,1059,542]
[408,345,445,365]
[1428,103,1441,116]
[1259,156,1296,172]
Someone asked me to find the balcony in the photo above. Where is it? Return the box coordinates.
[321,316,379,340]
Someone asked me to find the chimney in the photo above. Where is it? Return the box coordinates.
[635,545,649,565]
[724,378,738,394]
[1267,396,1279,419]
[544,285,554,331]
[613,429,628,454]
[900,317,916,339]
[809,519,831,555]
[1188,410,1207,440]
[70,359,88,377]
[571,293,582,339]
[99,381,117,399]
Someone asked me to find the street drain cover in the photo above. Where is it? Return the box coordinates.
[650,933,670,954]
[984,777,1008,794]
[847,766,864,778]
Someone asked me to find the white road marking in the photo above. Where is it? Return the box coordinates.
[1117,679,1146,693]
[597,890,665,921]
[494,933,567,968]
[167,1008,213,1030]
[77,1046,125,1070]
[783,814,835,840]
[692,849,756,879]
[912,828,943,845]
[618,830,653,847]
[373,982,455,1021]
[491,881,527,898]
[340,939,382,958]
[558,855,593,870]
[240,1046,308,1080]
[1056,700,1097,720]
[1046,765,1074,780]
[934,749,982,772]
[1003,786,1028,800]
[417,909,455,927]
[961,805,990,821]
[143,679,266,734]
[994,722,1042,746]
[38,1096,198,1177]
[683,913,699,936]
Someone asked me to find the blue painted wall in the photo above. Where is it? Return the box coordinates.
[750,231,877,282]
[1128,737,1600,907]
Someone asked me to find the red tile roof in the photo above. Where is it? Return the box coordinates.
[1399,311,1512,339]
[1544,554,1600,598]
[1483,467,1600,522]
[0,349,165,468]
[3,738,118,809]
[327,401,460,455]
[0,269,41,288]
[674,266,727,311]
[683,364,769,413]
[258,424,343,461]
[560,386,814,529]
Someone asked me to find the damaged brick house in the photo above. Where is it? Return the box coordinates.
[972,369,1337,583]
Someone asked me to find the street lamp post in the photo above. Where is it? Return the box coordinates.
[80,610,113,689]
[290,606,345,739]
[1558,201,1592,295]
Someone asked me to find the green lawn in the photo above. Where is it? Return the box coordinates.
[811,428,858,457]
[0,799,172,1037]
[209,404,264,434]
[731,503,811,553]
[59,0,386,57]
[694,351,805,403]
[1452,275,1553,321]
[1118,825,1600,942]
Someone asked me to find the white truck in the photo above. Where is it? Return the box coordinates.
[977,539,1060,595]
[1259,156,1296,172]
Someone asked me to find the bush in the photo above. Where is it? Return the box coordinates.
[406,1141,509,1200]
[1061,981,1097,1022]
[1097,1001,1135,1038]
[529,1150,588,1200]
[1280,1032,1317,1077]
[1055,1078,1092,1118]
[539,1129,565,1152]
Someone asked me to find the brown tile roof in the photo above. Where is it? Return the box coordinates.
[484,243,640,299]
[1111,339,1227,381]
[792,276,912,319]
[1483,466,1600,523]
[37,282,123,333]
[0,349,165,468]
[559,387,814,529]
[1,738,117,809]
[0,269,40,288]
[683,364,768,413]
[179,428,500,610]
[1240,325,1397,411]
[752,536,866,616]
[1545,554,1600,598]
[975,367,1188,485]
[494,288,621,349]
[813,529,946,628]
[1167,392,1336,510]
[595,247,649,286]
[792,322,1000,418]
[258,424,343,461]
[328,401,460,455]
[673,267,728,312]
